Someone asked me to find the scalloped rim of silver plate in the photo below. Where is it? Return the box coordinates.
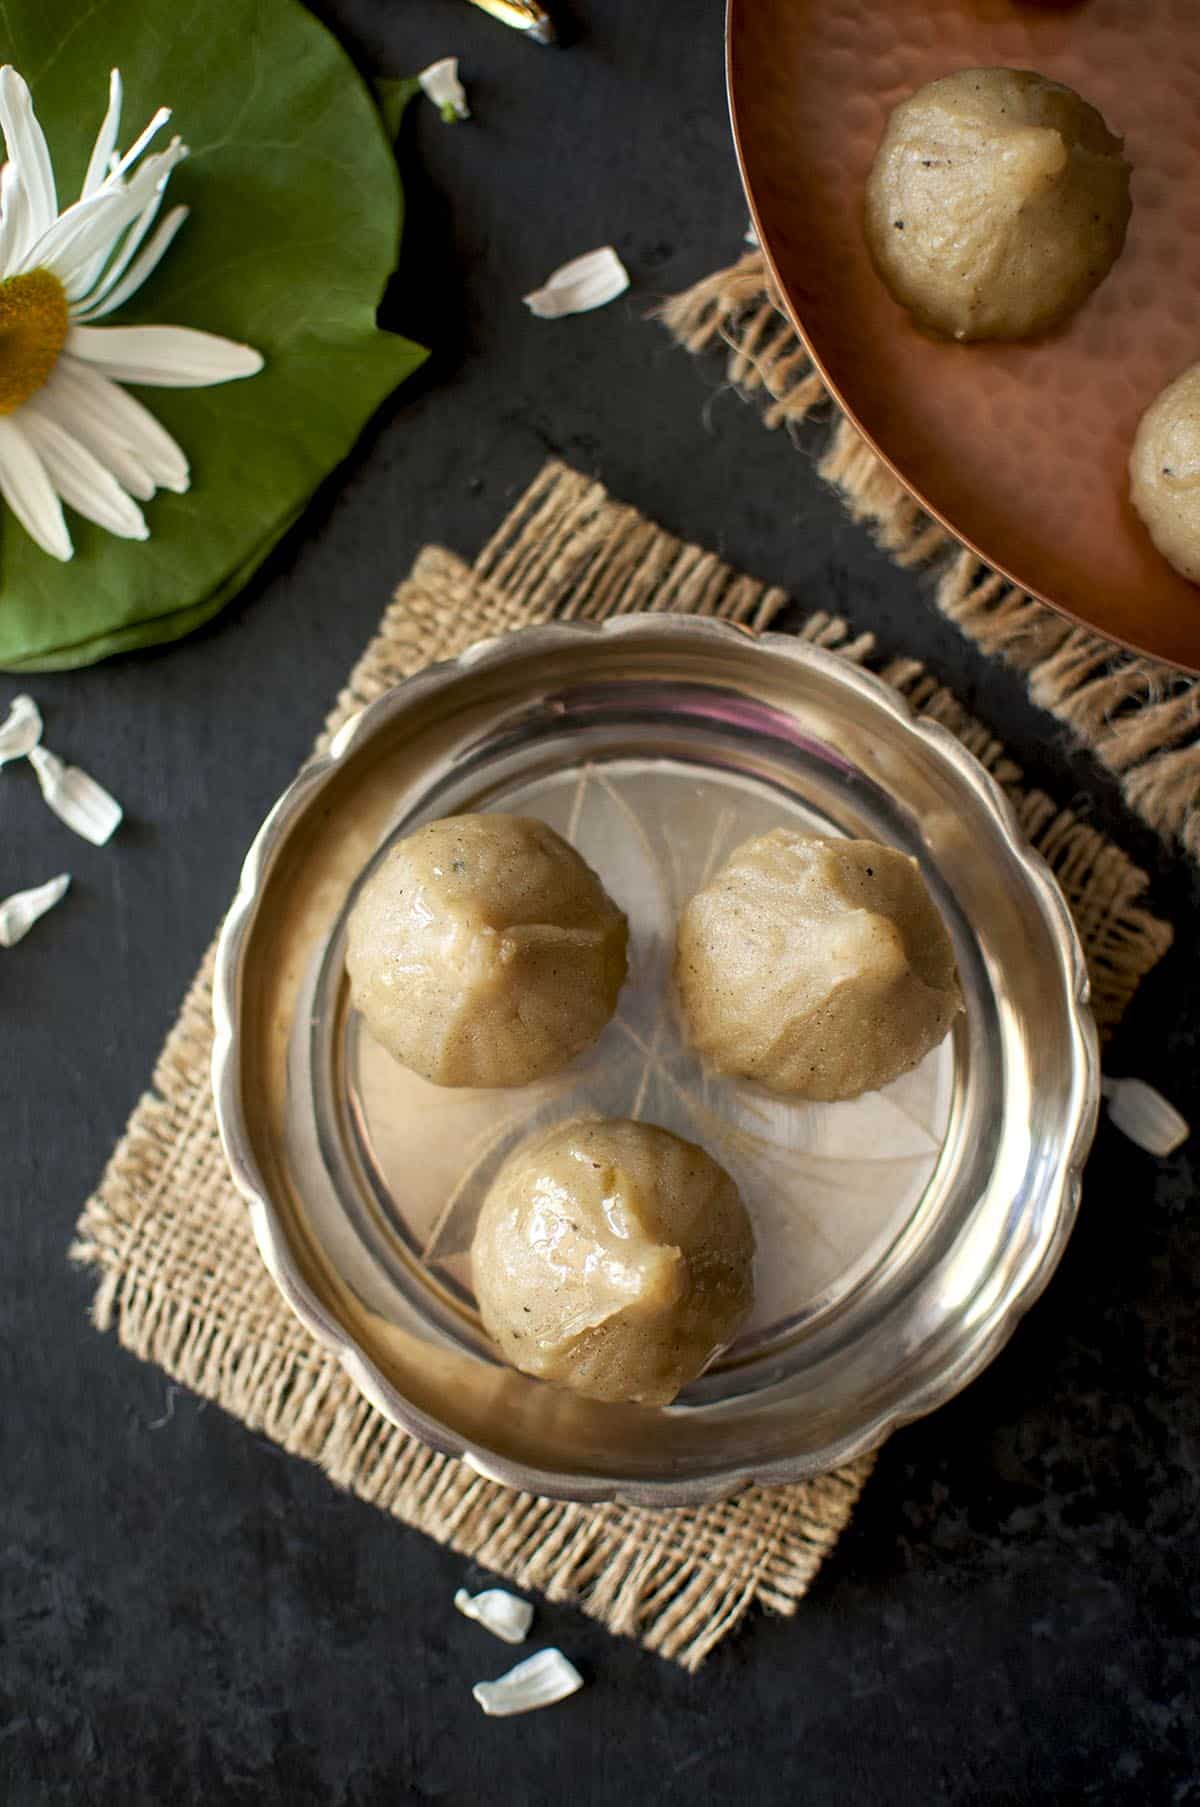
[212,616,1099,1507]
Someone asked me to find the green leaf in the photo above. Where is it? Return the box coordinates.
[375,76,422,143]
[0,0,428,671]
[0,505,306,671]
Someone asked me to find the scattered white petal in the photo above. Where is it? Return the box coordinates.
[1102,1077,1189,1157]
[29,745,122,845]
[418,57,470,123]
[0,872,69,947]
[0,417,71,560]
[69,323,264,387]
[523,247,630,319]
[472,1649,582,1717]
[0,692,42,764]
[454,1588,534,1645]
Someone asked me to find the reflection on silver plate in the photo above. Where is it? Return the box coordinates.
[213,618,1099,1507]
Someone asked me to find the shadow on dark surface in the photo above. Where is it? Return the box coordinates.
[379,105,469,368]
[543,0,587,50]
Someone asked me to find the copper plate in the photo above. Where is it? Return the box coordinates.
[728,0,1200,672]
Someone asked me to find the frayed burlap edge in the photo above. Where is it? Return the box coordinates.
[72,462,1172,1671]
[659,249,1200,866]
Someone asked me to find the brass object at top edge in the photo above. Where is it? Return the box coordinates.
[468,0,556,44]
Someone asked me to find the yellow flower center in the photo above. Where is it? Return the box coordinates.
[0,269,69,415]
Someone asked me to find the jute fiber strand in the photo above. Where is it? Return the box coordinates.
[660,249,1200,866]
[73,462,1172,1671]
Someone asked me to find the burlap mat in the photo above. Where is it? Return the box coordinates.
[661,250,1200,866]
[73,462,1173,1671]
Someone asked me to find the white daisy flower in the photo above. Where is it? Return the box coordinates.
[0,64,263,561]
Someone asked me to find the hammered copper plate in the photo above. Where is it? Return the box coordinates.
[728,0,1200,672]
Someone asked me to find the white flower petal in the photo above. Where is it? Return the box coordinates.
[0,417,71,560]
[33,383,156,500]
[72,204,188,321]
[67,138,186,303]
[82,69,122,199]
[70,184,166,309]
[1102,1077,1190,1157]
[19,188,136,285]
[0,873,69,948]
[0,66,56,244]
[0,160,30,269]
[418,57,470,122]
[109,106,171,183]
[29,745,122,845]
[19,409,147,541]
[36,387,157,500]
[472,1650,583,1718]
[0,692,42,764]
[69,324,264,387]
[0,66,249,560]
[523,246,630,319]
[26,137,181,290]
[49,356,189,491]
[33,390,156,501]
[454,1588,534,1646]
[113,136,187,201]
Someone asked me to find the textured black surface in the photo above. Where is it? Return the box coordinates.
[4,3,1199,1802]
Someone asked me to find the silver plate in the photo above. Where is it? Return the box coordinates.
[212,617,1099,1507]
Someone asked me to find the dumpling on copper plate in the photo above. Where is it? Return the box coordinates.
[1129,361,1200,584]
[865,67,1131,342]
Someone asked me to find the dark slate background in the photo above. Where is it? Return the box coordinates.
[5,2,1198,1801]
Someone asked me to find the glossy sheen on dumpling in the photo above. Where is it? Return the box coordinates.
[345,814,628,1088]
[865,67,1131,341]
[676,831,960,1102]
[472,1118,755,1406]
[1129,362,1200,584]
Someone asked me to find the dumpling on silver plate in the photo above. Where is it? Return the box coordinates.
[676,830,961,1102]
[472,1117,755,1406]
[345,813,628,1088]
